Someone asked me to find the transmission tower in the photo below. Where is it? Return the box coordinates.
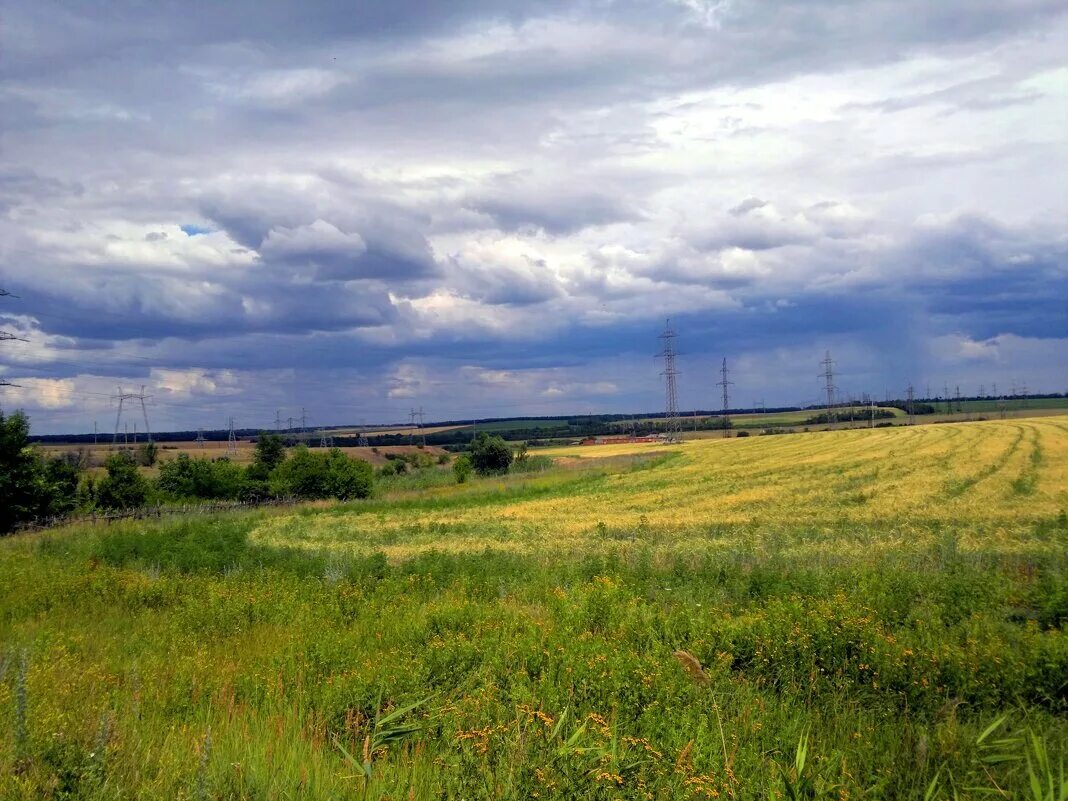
[819,351,836,425]
[954,385,962,414]
[226,417,238,457]
[943,382,951,415]
[112,385,152,446]
[319,429,335,448]
[1,288,24,388]
[300,407,307,437]
[906,384,915,426]
[717,357,733,437]
[195,428,206,448]
[656,319,681,440]
[275,410,282,432]
[357,432,369,447]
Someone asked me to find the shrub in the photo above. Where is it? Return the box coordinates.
[324,450,374,500]
[470,433,513,475]
[0,410,83,531]
[156,454,246,500]
[95,451,150,510]
[269,446,372,500]
[138,442,159,466]
[452,453,473,483]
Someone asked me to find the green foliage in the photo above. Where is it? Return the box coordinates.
[452,453,473,483]
[269,446,372,500]
[323,450,374,500]
[0,410,82,531]
[469,432,513,475]
[253,433,286,473]
[2,421,1068,798]
[138,441,159,466]
[94,450,150,510]
[156,454,246,500]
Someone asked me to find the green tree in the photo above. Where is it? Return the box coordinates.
[156,454,245,500]
[253,433,286,473]
[138,441,159,466]
[96,451,150,510]
[324,449,373,500]
[269,446,372,500]
[470,433,513,475]
[452,453,473,483]
[0,411,46,532]
[39,457,79,517]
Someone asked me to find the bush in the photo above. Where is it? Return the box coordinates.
[0,410,82,531]
[324,450,374,499]
[452,454,473,483]
[269,446,372,500]
[470,433,513,475]
[95,451,150,510]
[156,454,246,500]
[138,442,159,466]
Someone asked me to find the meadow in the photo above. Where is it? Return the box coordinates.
[1,417,1067,799]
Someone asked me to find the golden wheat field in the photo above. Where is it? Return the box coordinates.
[251,416,1068,561]
[2,416,1067,799]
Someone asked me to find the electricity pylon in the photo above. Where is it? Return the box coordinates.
[656,319,681,440]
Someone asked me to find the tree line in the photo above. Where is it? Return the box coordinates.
[1,410,533,534]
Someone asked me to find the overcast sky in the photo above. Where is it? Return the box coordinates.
[1,0,1066,434]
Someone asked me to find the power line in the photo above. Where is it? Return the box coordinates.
[112,385,152,445]
[717,357,733,438]
[656,319,681,441]
[819,351,836,426]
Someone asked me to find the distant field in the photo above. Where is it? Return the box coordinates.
[3,416,1066,798]
[621,406,906,430]
[39,441,446,470]
[946,397,1068,413]
[473,418,571,432]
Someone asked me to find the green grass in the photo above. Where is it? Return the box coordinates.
[472,419,572,432]
[1,423,1067,799]
[952,398,1068,413]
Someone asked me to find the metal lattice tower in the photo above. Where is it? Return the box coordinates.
[195,428,206,448]
[656,319,681,440]
[954,385,962,413]
[417,407,426,446]
[275,410,282,432]
[357,432,369,447]
[226,417,238,457]
[819,351,836,425]
[319,429,335,448]
[906,384,915,426]
[1,288,23,388]
[944,382,951,414]
[717,357,733,437]
[113,385,152,446]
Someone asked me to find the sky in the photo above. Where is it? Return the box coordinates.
[1,0,1066,434]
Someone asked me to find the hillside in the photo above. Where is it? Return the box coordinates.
[1,417,1066,799]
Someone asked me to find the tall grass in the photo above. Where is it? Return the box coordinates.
[1,417,1066,799]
